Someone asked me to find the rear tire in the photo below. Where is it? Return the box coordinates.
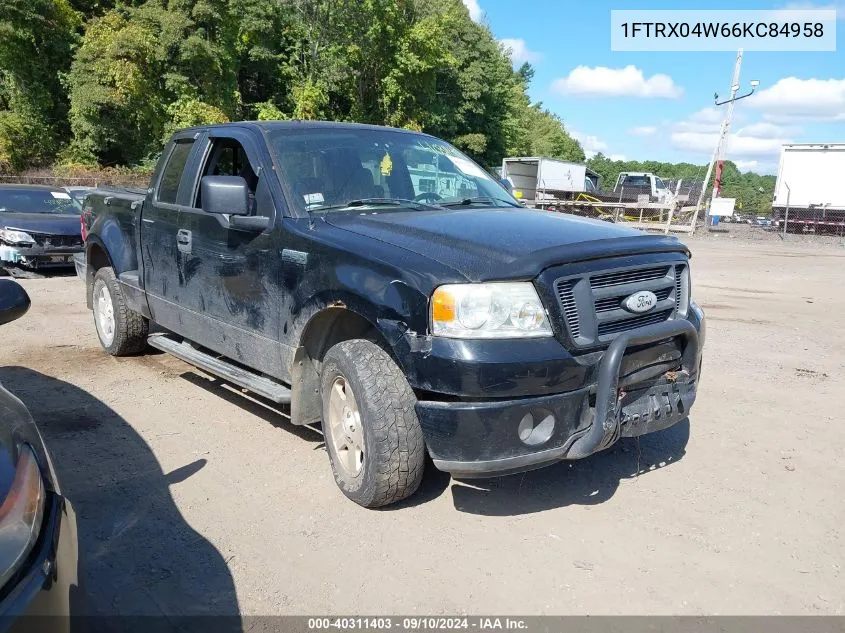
[92,267,148,356]
[320,339,425,508]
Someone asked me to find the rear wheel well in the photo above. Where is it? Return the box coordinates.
[85,244,112,308]
[88,243,110,272]
[290,307,395,426]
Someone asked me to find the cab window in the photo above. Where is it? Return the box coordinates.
[195,138,264,216]
[158,140,194,204]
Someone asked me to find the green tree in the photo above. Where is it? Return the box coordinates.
[0,0,79,170]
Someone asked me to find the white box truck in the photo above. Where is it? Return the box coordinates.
[501,157,599,204]
[773,143,845,234]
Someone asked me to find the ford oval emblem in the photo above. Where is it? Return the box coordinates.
[622,290,657,314]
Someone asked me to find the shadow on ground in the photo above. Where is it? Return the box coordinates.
[450,419,690,516]
[0,367,241,631]
[178,368,687,516]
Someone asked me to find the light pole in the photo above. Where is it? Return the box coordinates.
[783,182,790,237]
[699,50,761,229]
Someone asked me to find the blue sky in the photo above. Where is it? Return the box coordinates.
[465,0,845,173]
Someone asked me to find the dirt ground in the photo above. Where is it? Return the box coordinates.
[1,238,843,617]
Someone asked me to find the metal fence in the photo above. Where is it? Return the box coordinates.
[0,172,150,188]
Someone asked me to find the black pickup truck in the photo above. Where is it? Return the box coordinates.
[79,121,705,507]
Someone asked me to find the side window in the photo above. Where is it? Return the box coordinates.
[158,140,194,204]
[196,138,264,216]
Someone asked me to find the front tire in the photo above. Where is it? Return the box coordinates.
[92,267,149,356]
[320,339,425,508]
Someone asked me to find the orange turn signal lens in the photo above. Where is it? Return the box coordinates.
[431,288,456,323]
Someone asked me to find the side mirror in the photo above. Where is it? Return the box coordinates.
[200,176,249,216]
[0,279,31,326]
[499,178,513,193]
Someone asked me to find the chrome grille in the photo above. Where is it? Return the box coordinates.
[556,279,580,338]
[552,260,688,347]
[594,286,672,313]
[30,233,83,249]
[590,266,671,289]
[675,264,686,312]
[598,309,674,336]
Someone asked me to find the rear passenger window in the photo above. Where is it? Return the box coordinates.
[158,140,194,204]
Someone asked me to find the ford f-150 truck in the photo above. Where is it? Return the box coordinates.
[79,121,705,508]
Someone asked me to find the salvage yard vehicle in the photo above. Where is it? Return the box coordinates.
[613,172,674,203]
[0,279,79,623]
[79,121,705,508]
[0,185,84,269]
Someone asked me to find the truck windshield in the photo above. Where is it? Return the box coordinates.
[623,175,650,187]
[0,189,82,215]
[267,127,519,214]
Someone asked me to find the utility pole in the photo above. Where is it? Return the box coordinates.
[711,49,744,206]
[694,50,760,230]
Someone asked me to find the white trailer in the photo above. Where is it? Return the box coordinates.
[501,157,598,204]
[772,143,845,233]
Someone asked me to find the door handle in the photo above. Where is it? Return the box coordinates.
[176,229,192,253]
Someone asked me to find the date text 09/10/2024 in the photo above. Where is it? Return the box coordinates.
[307,617,528,630]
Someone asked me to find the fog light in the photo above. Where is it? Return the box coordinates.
[517,410,555,446]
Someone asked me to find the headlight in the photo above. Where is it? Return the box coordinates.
[0,229,35,245]
[431,282,553,338]
[0,445,45,588]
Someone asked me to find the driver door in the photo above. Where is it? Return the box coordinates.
[174,129,286,378]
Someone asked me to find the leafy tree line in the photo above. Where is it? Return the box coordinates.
[0,0,586,172]
[587,153,777,215]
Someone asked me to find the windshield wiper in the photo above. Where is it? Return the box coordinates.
[311,198,439,213]
[439,196,521,208]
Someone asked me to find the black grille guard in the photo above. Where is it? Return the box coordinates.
[567,319,699,458]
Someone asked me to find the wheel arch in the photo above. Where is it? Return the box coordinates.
[289,304,399,427]
[85,239,114,309]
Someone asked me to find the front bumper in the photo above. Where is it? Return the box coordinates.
[0,244,81,269]
[416,318,702,478]
[1,495,80,630]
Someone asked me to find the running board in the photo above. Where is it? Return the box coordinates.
[148,334,292,404]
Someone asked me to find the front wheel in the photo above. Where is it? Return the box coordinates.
[320,339,426,508]
[92,267,149,356]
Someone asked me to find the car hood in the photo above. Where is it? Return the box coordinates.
[324,207,689,281]
[0,212,81,236]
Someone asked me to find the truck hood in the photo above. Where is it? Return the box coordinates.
[324,207,689,281]
[0,212,81,236]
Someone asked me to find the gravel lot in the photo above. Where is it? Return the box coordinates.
[1,238,843,617]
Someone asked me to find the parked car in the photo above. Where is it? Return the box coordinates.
[78,121,706,508]
[0,279,79,624]
[0,185,84,269]
[63,186,93,207]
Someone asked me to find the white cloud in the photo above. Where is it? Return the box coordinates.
[628,126,657,137]
[748,77,845,122]
[550,65,683,99]
[734,159,759,172]
[668,108,790,174]
[571,130,609,158]
[736,121,802,138]
[498,38,542,65]
[462,0,482,22]
[688,107,723,124]
[670,131,792,158]
[772,2,844,20]
[609,154,628,162]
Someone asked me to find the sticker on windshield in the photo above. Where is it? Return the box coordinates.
[303,192,324,205]
[380,152,393,177]
[447,155,486,179]
[51,191,71,199]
